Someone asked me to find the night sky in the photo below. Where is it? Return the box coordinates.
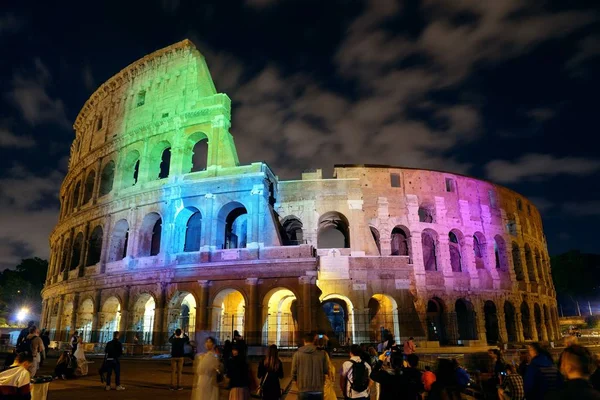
[0,0,599,270]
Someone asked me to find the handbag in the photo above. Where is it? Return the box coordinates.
[256,372,268,397]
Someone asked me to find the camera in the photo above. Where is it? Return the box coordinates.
[318,334,323,339]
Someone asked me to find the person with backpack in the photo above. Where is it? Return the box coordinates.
[340,344,371,400]
[17,326,44,377]
[104,331,125,391]
[15,321,34,349]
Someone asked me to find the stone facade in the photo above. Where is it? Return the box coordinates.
[41,40,559,349]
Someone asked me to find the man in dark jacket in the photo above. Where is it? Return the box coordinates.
[524,343,563,400]
[168,328,189,391]
[291,332,328,399]
[548,344,600,400]
[16,321,34,348]
[370,352,422,400]
[104,331,124,391]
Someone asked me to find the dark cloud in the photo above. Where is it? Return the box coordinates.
[562,201,600,217]
[0,128,35,148]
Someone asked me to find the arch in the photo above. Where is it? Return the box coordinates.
[217,202,248,249]
[211,289,245,344]
[391,226,409,256]
[138,213,162,256]
[77,298,94,343]
[473,232,486,269]
[449,230,463,272]
[512,242,525,281]
[320,293,355,346]
[85,225,103,266]
[534,303,543,340]
[132,293,156,344]
[369,226,381,255]
[521,301,532,340]
[71,181,81,212]
[282,216,304,246]
[100,296,121,343]
[426,297,447,344]
[455,298,477,341]
[191,138,209,172]
[484,301,499,344]
[494,235,508,270]
[108,219,129,262]
[61,302,74,340]
[99,160,115,196]
[70,232,84,271]
[82,170,96,205]
[121,150,140,187]
[262,288,298,347]
[149,141,172,180]
[60,237,71,272]
[158,147,171,179]
[368,294,400,343]
[183,208,203,252]
[504,301,517,342]
[421,230,438,271]
[167,292,197,339]
[418,204,434,223]
[317,211,350,248]
[524,244,537,283]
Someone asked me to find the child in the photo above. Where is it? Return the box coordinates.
[0,352,34,399]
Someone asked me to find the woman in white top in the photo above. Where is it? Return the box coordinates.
[73,337,88,376]
[191,337,222,400]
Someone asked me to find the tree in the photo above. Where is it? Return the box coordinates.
[0,258,48,323]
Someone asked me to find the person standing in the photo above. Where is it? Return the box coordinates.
[16,321,34,349]
[258,344,284,400]
[232,331,247,359]
[39,330,50,367]
[104,331,125,391]
[70,331,79,354]
[548,344,600,400]
[191,337,222,400]
[168,328,189,390]
[25,327,44,377]
[74,337,88,376]
[0,353,34,399]
[226,344,250,400]
[498,364,525,400]
[403,337,416,356]
[422,365,437,392]
[291,332,329,400]
[340,344,372,400]
[524,342,563,400]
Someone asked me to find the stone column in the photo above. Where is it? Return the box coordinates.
[92,157,103,204]
[529,302,538,341]
[127,207,139,259]
[245,278,259,345]
[91,290,101,342]
[40,299,48,329]
[78,222,90,277]
[299,276,316,336]
[71,293,80,339]
[474,299,487,344]
[99,214,112,273]
[121,286,131,342]
[347,199,365,254]
[196,281,210,335]
[153,282,168,346]
[515,309,525,343]
[55,296,65,341]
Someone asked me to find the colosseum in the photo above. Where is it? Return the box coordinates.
[40,39,559,351]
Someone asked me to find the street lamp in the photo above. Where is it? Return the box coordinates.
[16,308,29,323]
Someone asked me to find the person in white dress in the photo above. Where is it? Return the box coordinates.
[191,337,222,400]
[74,337,88,376]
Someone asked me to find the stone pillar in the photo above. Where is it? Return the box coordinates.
[153,282,168,346]
[462,239,480,287]
[71,293,80,339]
[496,306,508,344]
[529,302,538,341]
[196,280,210,334]
[474,299,487,344]
[91,290,101,343]
[121,286,131,342]
[99,214,112,273]
[515,309,525,343]
[78,222,90,277]
[127,207,139,258]
[40,299,48,329]
[245,278,259,346]
[55,296,65,341]
[347,199,365,254]
[299,276,317,336]
[92,157,103,204]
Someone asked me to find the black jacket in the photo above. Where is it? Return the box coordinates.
[370,361,423,400]
[105,339,123,360]
[547,378,600,400]
[169,334,189,357]
[226,355,249,388]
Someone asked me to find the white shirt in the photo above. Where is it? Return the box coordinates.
[341,356,371,398]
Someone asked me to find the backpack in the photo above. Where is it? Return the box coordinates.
[349,360,370,393]
[16,336,32,355]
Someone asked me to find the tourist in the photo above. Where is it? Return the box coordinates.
[24,326,44,377]
[524,342,563,400]
[54,351,74,380]
[403,337,416,355]
[367,346,380,400]
[168,328,189,390]
[0,352,34,399]
[74,337,88,376]
[517,350,530,378]
[15,321,34,349]
[39,329,50,367]
[452,359,470,390]
[422,365,436,392]
[316,338,336,400]
[548,344,600,399]
[226,343,250,400]
[498,364,525,400]
[104,331,125,391]
[291,332,329,399]
[258,344,284,400]
[340,344,372,400]
[233,330,247,359]
[428,358,462,400]
[70,331,79,353]
[191,336,222,400]
[370,352,422,400]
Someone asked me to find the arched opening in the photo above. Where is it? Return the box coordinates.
[484,301,499,344]
[61,302,73,341]
[132,294,156,344]
[512,243,525,281]
[449,231,463,272]
[369,226,381,255]
[455,299,477,341]
[83,170,95,205]
[494,235,508,270]
[211,289,245,344]
[317,212,350,248]
[521,302,532,340]
[220,204,248,249]
[108,219,129,262]
[426,298,447,344]
[70,233,83,271]
[544,304,553,340]
[184,210,203,252]
[418,204,434,223]
[158,147,171,179]
[121,150,140,187]
[86,225,103,266]
[320,295,354,347]
[473,233,486,269]
[100,297,121,343]
[504,301,517,342]
[525,244,537,283]
[60,238,71,273]
[391,226,409,256]
[534,303,543,340]
[49,303,60,339]
[535,250,544,286]
[191,138,209,172]
[71,181,81,212]
[282,216,304,246]
[368,294,400,343]
[99,161,115,197]
[262,288,298,348]
[138,213,162,256]
[168,292,197,339]
[77,299,94,343]
[422,230,438,271]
